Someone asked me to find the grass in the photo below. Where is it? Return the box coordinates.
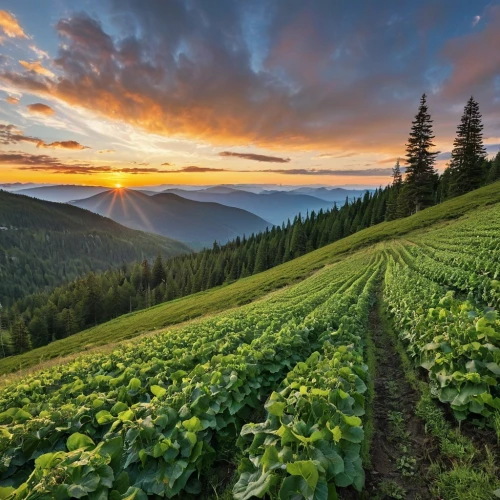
[2,181,500,378]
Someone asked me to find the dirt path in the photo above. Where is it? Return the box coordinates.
[364,295,431,500]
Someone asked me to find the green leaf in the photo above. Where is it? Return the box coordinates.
[67,432,95,451]
[233,469,278,500]
[96,410,115,425]
[261,446,281,472]
[182,416,203,432]
[150,385,166,398]
[286,460,319,490]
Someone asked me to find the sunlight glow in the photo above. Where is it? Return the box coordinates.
[115,183,122,188]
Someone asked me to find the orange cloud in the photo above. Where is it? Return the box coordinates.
[20,60,54,78]
[0,10,27,39]
[6,95,19,104]
[26,102,54,115]
[0,151,172,175]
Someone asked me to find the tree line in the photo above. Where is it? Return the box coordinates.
[2,93,499,357]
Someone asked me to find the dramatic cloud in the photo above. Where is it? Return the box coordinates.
[0,124,89,150]
[19,60,54,77]
[0,10,27,38]
[1,1,499,161]
[219,152,291,163]
[6,96,19,104]
[26,103,54,115]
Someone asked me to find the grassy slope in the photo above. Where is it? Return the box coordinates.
[2,181,500,376]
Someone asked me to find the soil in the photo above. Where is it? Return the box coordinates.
[363,297,432,500]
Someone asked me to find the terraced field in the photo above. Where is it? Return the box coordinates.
[1,183,500,498]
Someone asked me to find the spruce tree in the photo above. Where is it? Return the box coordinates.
[448,96,486,196]
[405,94,439,212]
[151,254,167,288]
[385,158,403,221]
[12,318,30,354]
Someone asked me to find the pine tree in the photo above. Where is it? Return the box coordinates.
[405,94,439,212]
[448,96,486,196]
[487,152,500,184]
[385,158,403,220]
[151,254,166,288]
[12,318,30,354]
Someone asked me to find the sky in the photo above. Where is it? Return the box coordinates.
[0,0,499,188]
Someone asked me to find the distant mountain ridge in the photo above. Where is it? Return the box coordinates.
[71,189,270,246]
[161,188,336,224]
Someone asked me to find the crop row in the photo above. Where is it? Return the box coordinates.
[384,254,500,424]
[233,261,379,499]
[0,251,379,498]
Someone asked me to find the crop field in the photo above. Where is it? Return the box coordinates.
[1,187,500,498]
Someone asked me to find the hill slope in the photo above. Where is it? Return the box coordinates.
[15,185,110,203]
[0,190,190,304]
[162,188,334,224]
[3,180,500,376]
[71,189,270,245]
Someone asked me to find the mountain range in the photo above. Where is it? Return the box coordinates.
[71,189,270,246]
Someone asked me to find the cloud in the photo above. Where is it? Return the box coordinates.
[20,60,55,78]
[219,151,291,163]
[156,163,396,177]
[173,166,227,173]
[255,168,399,176]
[316,152,358,159]
[0,6,427,153]
[161,162,171,166]
[441,6,500,98]
[6,95,19,104]
[98,149,115,154]
[0,124,89,150]
[1,2,500,159]
[29,45,49,59]
[0,10,27,39]
[472,15,481,27]
[0,151,175,175]
[26,102,54,115]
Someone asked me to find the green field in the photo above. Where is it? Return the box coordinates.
[1,182,500,498]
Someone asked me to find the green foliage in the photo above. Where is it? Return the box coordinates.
[0,250,378,498]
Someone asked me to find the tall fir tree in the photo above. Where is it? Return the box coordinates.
[404,94,439,212]
[448,96,486,197]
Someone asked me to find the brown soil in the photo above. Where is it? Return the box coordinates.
[364,301,432,500]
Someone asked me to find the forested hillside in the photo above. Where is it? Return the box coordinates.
[0,190,190,306]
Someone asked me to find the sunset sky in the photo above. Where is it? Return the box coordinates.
[0,0,499,188]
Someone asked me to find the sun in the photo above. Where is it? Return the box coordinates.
[115,183,122,189]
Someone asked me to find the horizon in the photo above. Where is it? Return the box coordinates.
[1,1,500,188]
